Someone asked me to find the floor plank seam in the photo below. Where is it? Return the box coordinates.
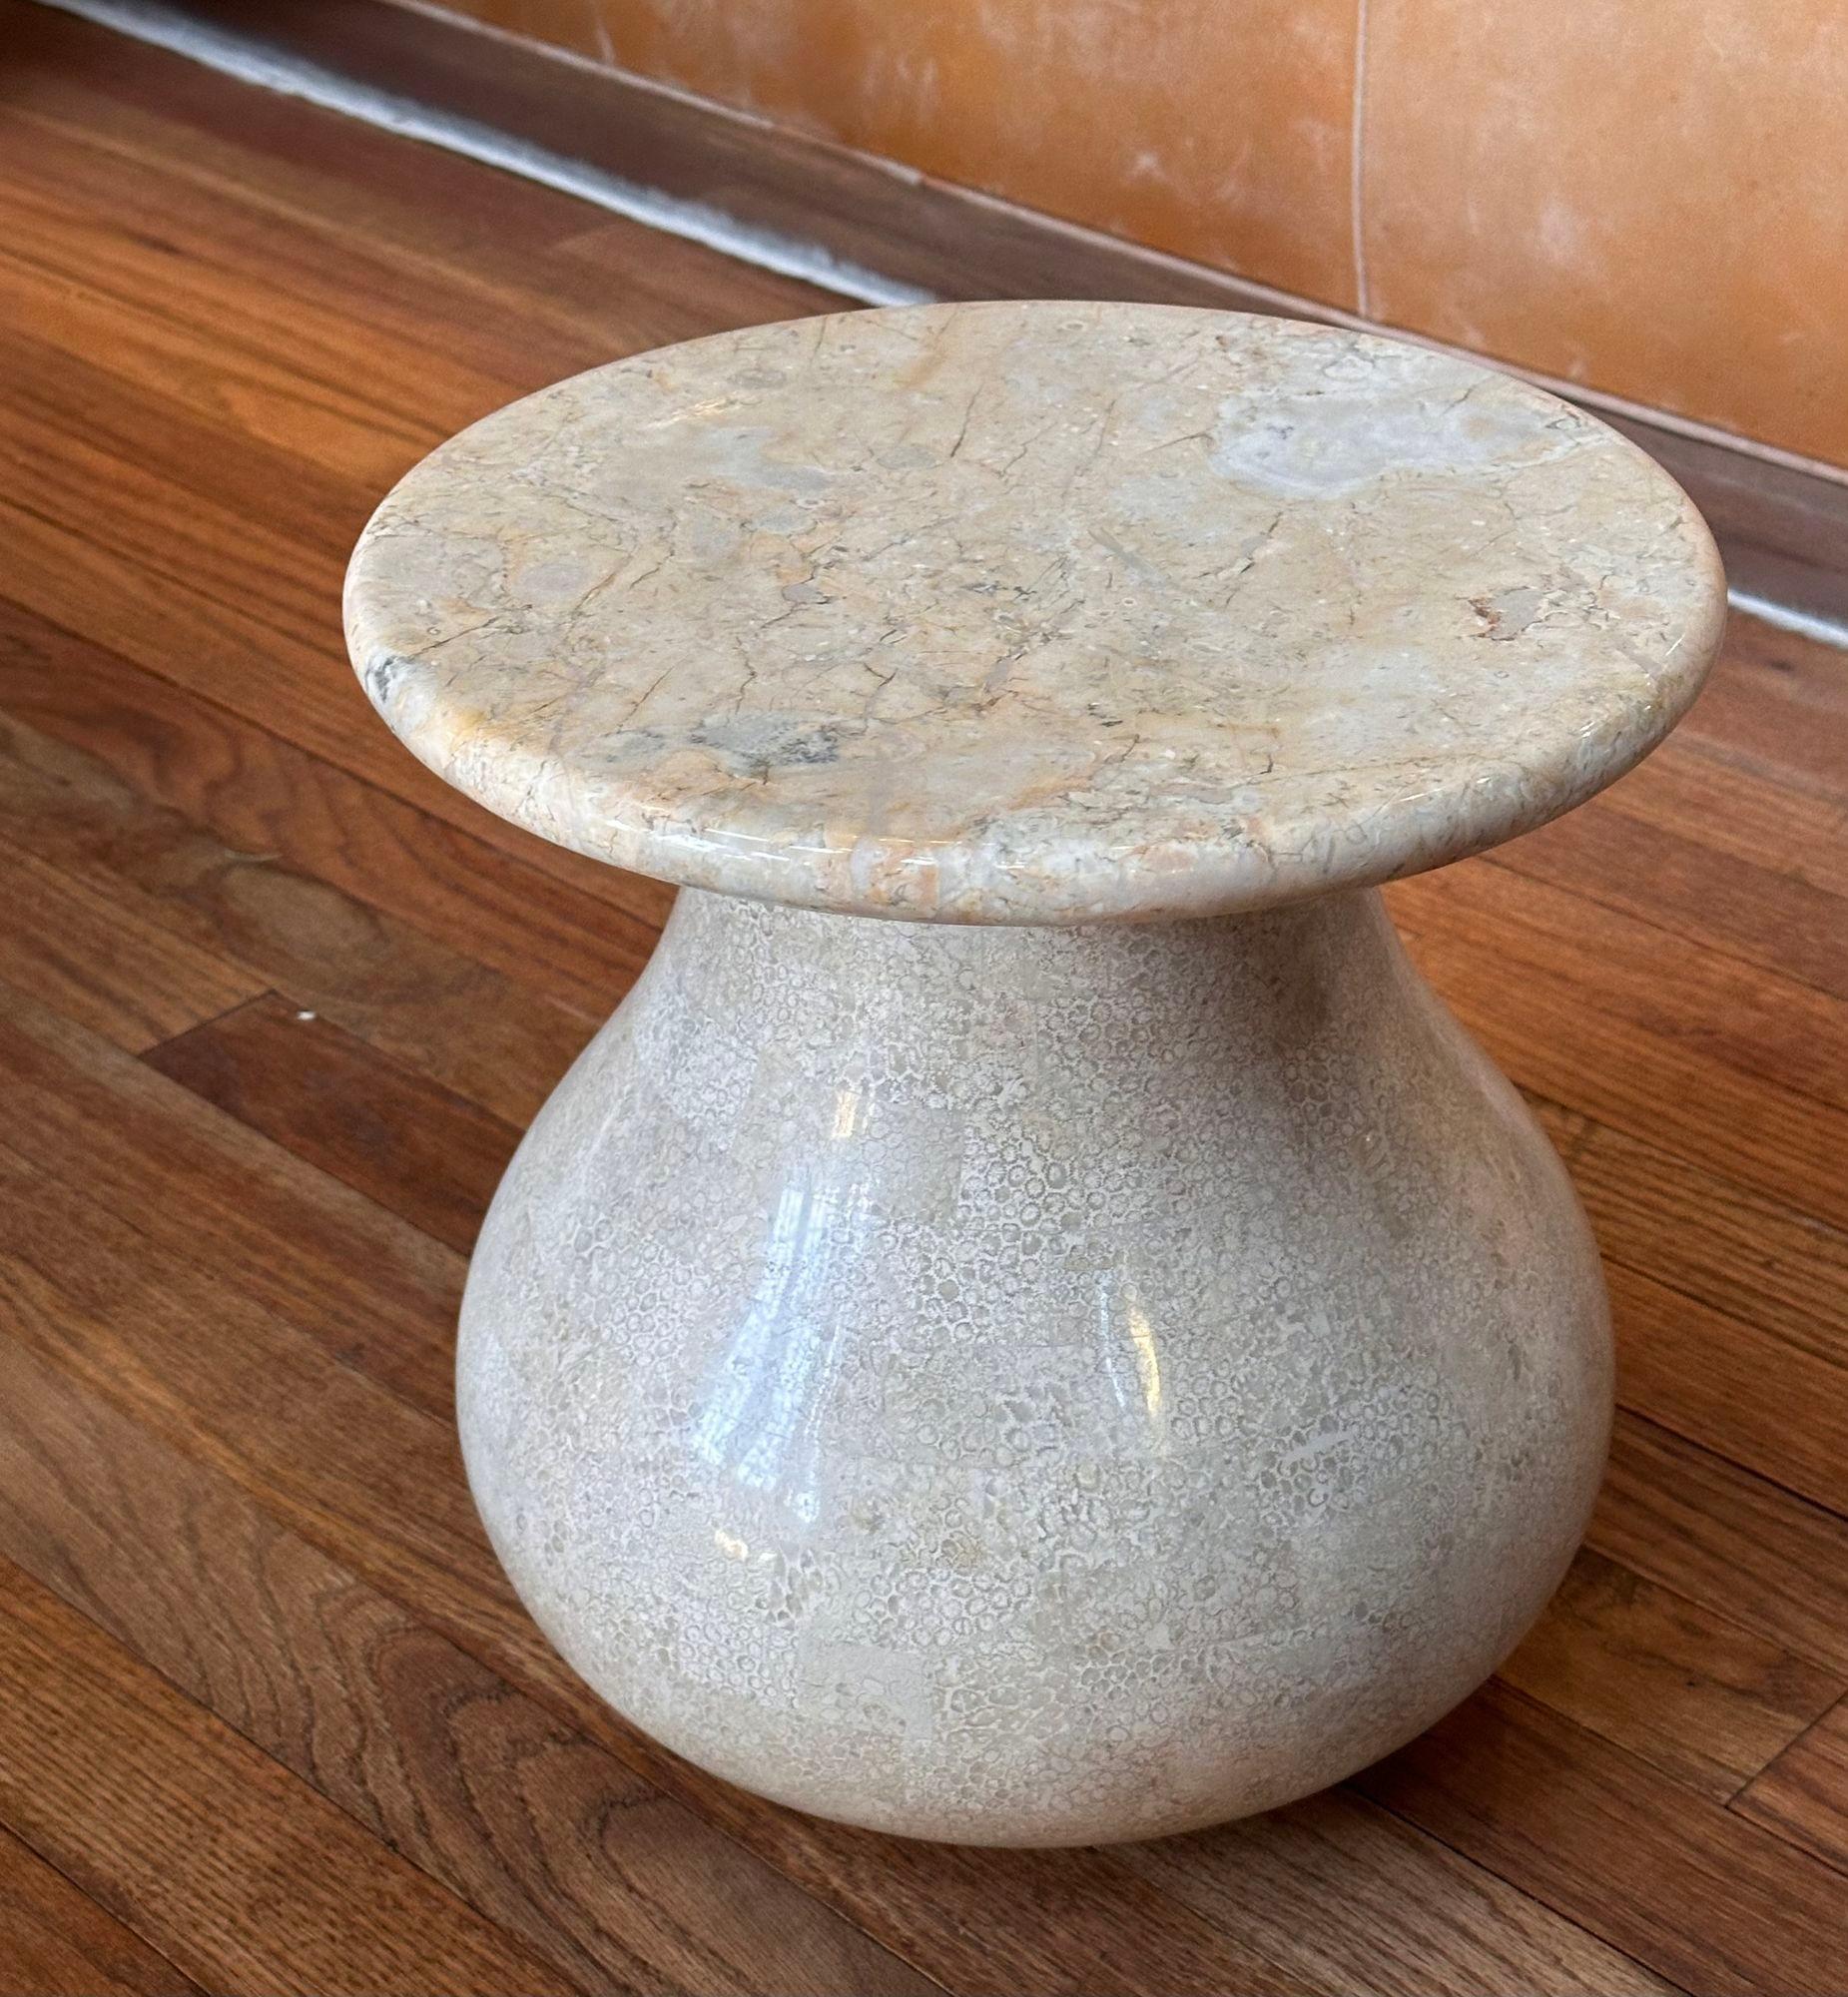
[1346,1781,1700,1997]
[0,1807,210,1997]
[132,987,281,1059]
[0,1522,717,1996]
[0,583,665,938]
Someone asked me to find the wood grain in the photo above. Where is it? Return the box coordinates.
[0,1560,575,1997]
[0,835,260,1053]
[1735,1698,1848,1875]
[0,1330,937,1997]
[1679,612,1848,805]
[146,996,519,1254]
[1606,1259,1848,1515]
[1496,1547,1842,1798]
[0,594,667,1011]
[0,978,461,1419]
[1403,829,1848,1116]
[1590,733,1848,914]
[0,682,600,1127]
[1354,1683,1848,1996]
[2,4,1845,1988]
[0,1825,200,1997]
[1122,1790,1676,1996]
[1588,1416,1848,1676]
[1570,1114,1848,1370]
[1392,863,1848,1235]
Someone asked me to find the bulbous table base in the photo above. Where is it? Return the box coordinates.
[458,888,1610,1846]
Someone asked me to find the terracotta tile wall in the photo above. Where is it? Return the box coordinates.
[420,0,1848,470]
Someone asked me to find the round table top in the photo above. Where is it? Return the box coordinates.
[344,302,1725,924]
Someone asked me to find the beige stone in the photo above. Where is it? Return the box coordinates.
[345,303,1725,1845]
[345,302,1723,925]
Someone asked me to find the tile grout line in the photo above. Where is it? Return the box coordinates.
[33,0,1848,552]
[1350,0,1372,320]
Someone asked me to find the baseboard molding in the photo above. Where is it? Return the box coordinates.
[49,0,1848,639]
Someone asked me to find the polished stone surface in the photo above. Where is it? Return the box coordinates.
[345,305,1725,1846]
[459,887,1611,1844]
[345,302,1725,923]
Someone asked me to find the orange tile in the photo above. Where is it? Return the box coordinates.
[1362,0,1848,468]
[503,0,1363,311]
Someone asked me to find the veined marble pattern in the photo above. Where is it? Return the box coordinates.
[344,302,1724,924]
[459,889,1611,1845]
[349,305,1724,1845]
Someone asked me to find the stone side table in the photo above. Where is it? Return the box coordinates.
[344,304,1725,1847]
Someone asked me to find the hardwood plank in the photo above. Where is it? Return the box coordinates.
[0,120,520,464]
[1587,1417,1848,1677]
[0,1825,199,1997]
[0,1559,575,1997]
[1498,783,1848,1010]
[1123,1788,1674,1997]
[0,596,666,1015]
[0,978,460,1419]
[0,692,599,1125]
[0,1329,937,1997]
[1560,734,1848,921]
[0,1149,1308,1997]
[1680,612,1848,807]
[1606,1261,1848,1516]
[0,837,260,1053]
[0,348,380,693]
[1400,838,1848,1116]
[2,26,840,367]
[145,995,518,1254]
[0,215,432,495]
[0,1137,492,1643]
[1394,878,1848,1235]
[0,324,372,564]
[0,429,667,930]
[1512,1102,1848,1513]
[1495,1547,1842,1799]
[1568,1113,1848,1372]
[7,7,610,261]
[1353,1682,1848,1997]
[1735,1699,1848,1877]
[0,77,772,412]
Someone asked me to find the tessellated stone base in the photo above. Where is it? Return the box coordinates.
[457,887,1610,1845]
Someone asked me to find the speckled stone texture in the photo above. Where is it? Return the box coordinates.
[345,303,1726,1847]
[460,889,1611,1844]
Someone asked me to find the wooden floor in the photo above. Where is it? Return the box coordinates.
[1,8,1846,1993]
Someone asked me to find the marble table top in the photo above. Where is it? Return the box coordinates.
[344,303,1725,923]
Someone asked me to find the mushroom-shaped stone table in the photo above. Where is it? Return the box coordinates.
[344,303,1725,1847]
